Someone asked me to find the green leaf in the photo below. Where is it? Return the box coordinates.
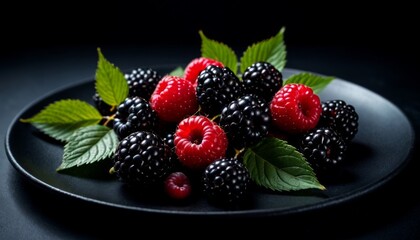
[284,72,334,94]
[199,30,238,74]
[57,125,119,171]
[21,99,102,141]
[169,66,184,77]
[95,48,129,107]
[243,137,325,191]
[240,27,287,74]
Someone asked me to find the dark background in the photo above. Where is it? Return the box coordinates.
[2,1,418,58]
[1,1,419,239]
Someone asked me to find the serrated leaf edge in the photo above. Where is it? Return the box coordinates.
[57,125,119,171]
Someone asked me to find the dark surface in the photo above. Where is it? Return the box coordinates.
[1,1,419,239]
[5,68,414,218]
[1,44,419,239]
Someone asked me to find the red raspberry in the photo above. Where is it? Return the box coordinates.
[150,75,198,123]
[270,83,321,133]
[183,57,224,88]
[164,172,192,200]
[174,115,228,170]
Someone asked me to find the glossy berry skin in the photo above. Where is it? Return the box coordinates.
[113,97,158,140]
[318,100,359,143]
[183,57,224,88]
[300,127,347,171]
[242,62,283,103]
[196,65,244,116]
[150,75,198,123]
[112,131,172,186]
[220,95,271,149]
[125,68,161,100]
[202,158,251,207]
[164,172,192,200]
[174,115,228,170]
[270,83,321,133]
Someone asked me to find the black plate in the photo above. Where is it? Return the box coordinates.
[5,68,415,217]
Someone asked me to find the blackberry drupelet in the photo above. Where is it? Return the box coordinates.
[125,68,161,100]
[318,100,359,143]
[219,95,271,149]
[92,92,115,116]
[300,127,347,171]
[161,131,180,168]
[196,65,244,116]
[202,158,251,207]
[242,62,283,102]
[113,97,158,140]
[112,131,172,186]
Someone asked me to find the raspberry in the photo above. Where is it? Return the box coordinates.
[183,57,224,88]
[174,115,228,170]
[219,95,271,149]
[112,131,173,186]
[242,62,283,102]
[150,75,198,123]
[202,158,251,207]
[196,65,244,116]
[270,83,321,133]
[113,97,158,140]
[299,127,347,171]
[125,67,162,100]
[164,172,192,200]
[318,100,359,143]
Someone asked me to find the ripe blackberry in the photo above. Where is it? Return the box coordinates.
[196,65,244,116]
[220,95,271,149]
[299,127,347,171]
[125,68,161,100]
[202,158,251,207]
[92,92,115,116]
[162,132,175,149]
[318,100,359,143]
[113,97,157,140]
[242,62,283,102]
[112,131,172,186]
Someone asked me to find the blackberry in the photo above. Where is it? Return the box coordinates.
[112,131,172,186]
[318,100,359,143]
[242,62,283,102]
[92,92,115,116]
[202,158,251,207]
[162,131,179,164]
[299,127,347,171]
[196,65,244,116]
[125,68,161,100]
[220,95,271,149]
[162,132,175,149]
[113,97,158,140]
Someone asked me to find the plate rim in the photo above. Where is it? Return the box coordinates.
[5,67,416,217]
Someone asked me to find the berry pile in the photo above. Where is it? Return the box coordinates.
[97,58,358,209]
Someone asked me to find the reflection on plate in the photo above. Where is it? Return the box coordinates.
[5,68,414,217]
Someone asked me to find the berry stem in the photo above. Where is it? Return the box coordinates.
[102,114,115,127]
[109,166,116,175]
[234,148,245,158]
[211,114,221,122]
